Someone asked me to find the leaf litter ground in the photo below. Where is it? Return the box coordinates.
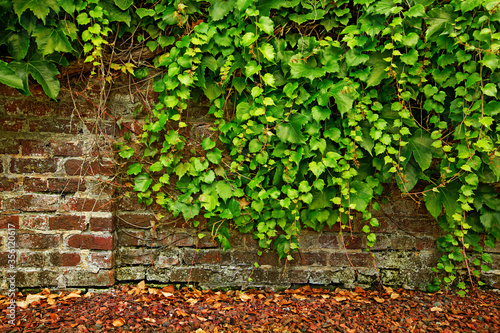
[1,282,499,332]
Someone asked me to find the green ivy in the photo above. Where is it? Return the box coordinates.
[1,0,500,293]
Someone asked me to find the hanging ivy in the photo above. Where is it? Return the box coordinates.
[1,0,500,294]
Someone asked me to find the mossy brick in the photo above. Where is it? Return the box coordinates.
[0,117,25,131]
[4,99,54,116]
[0,138,19,154]
[48,252,81,266]
[21,140,47,156]
[49,140,84,156]
[0,176,18,191]
[15,270,59,288]
[329,252,374,268]
[10,158,58,174]
[17,233,60,249]
[64,269,115,287]
[67,198,114,212]
[29,118,80,134]
[9,194,60,211]
[117,231,146,246]
[116,266,146,281]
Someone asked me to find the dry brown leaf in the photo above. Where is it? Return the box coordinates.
[41,288,51,295]
[196,315,208,322]
[144,318,156,323]
[47,298,56,305]
[334,296,347,302]
[383,286,394,295]
[431,306,443,312]
[390,293,400,300]
[49,313,58,320]
[162,285,175,293]
[187,298,198,305]
[239,293,253,302]
[321,294,330,299]
[374,297,385,303]
[292,294,307,300]
[84,292,93,298]
[162,292,174,298]
[137,280,146,290]
[112,318,125,327]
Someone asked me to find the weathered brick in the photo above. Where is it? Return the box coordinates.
[65,159,114,176]
[0,252,13,267]
[4,99,54,116]
[0,176,18,191]
[49,140,84,156]
[49,215,86,231]
[117,192,148,211]
[64,269,115,287]
[343,235,365,249]
[48,178,86,192]
[22,215,49,230]
[18,252,45,267]
[117,231,145,246]
[67,234,114,250]
[117,248,151,265]
[0,138,19,154]
[291,252,327,266]
[0,84,23,96]
[9,194,60,211]
[118,213,156,228]
[48,252,81,266]
[88,252,114,269]
[319,233,340,249]
[183,249,230,265]
[22,177,48,192]
[170,267,213,282]
[400,218,443,238]
[15,270,59,288]
[89,217,115,232]
[170,233,196,247]
[17,233,60,249]
[0,117,24,132]
[329,252,374,268]
[29,119,80,134]
[0,215,20,229]
[21,140,47,156]
[67,198,113,212]
[10,158,58,174]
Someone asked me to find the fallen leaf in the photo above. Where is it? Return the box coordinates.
[137,280,146,290]
[162,292,174,298]
[431,306,443,312]
[162,285,175,293]
[112,318,125,327]
[239,293,253,302]
[390,293,400,300]
[374,297,385,303]
[334,296,347,302]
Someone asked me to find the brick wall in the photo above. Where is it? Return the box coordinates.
[1,84,499,292]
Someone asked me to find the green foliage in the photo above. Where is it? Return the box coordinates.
[1,0,500,291]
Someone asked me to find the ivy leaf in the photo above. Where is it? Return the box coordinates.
[403,130,434,171]
[256,16,274,35]
[258,43,275,61]
[331,81,354,117]
[276,122,304,144]
[209,0,236,21]
[0,61,24,90]
[424,181,460,219]
[127,163,142,175]
[232,77,247,93]
[202,138,216,150]
[400,49,418,65]
[13,0,60,23]
[425,6,456,41]
[1,31,30,60]
[206,148,222,164]
[216,181,233,202]
[406,4,426,17]
[113,0,133,10]
[248,139,262,153]
[33,26,74,55]
[480,208,500,230]
[136,8,155,18]
[365,52,389,87]
[10,54,60,99]
[350,181,373,211]
[134,173,152,192]
[289,55,326,81]
[245,61,261,77]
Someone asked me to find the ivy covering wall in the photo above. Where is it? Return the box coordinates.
[1,0,500,293]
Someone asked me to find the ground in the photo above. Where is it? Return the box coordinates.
[1,283,499,332]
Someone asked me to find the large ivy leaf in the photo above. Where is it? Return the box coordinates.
[349,181,373,212]
[113,0,133,10]
[0,61,24,90]
[33,26,73,55]
[102,0,131,25]
[0,31,30,60]
[425,5,456,41]
[424,181,460,219]
[134,173,152,192]
[480,208,500,230]
[365,52,389,87]
[402,129,434,171]
[10,54,60,99]
[331,81,354,117]
[276,122,305,144]
[13,0,60,23]
[209,0,236,21]
[396,159,419,192]
[289,55,326,81]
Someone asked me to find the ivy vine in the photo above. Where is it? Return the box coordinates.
[1,0,500,294]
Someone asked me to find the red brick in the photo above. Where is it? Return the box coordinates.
[49,140,84,156]
[23,177,48,191]
[65,159,114,176]
[9,194,59,212]
[10,158,58,174]
[67,234,114,250]
[0,117,24,131]
[8,100,54,116]
[0,176,18,191]
[319,234,340,249]
[183,249,230,265]
[117,231,145,246]
[67,198,113,212]
[90,217,115,232]
[259,251,281,266]
[0,84,23,96]
[89,252,114,268]
[29,119,80,134]
[48,178,86,192]
[0,138,19,154]
[22,215,48,230]
[18,252,45,267]
[17,233,60,249]
[170,233,196,247]
[343,235,365,249]
[21,140,47,156]
[49,215,86,231]
[118,213,156,228]
[117,192,148,211]
[0,215,19,229]
[48,252,81,266]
